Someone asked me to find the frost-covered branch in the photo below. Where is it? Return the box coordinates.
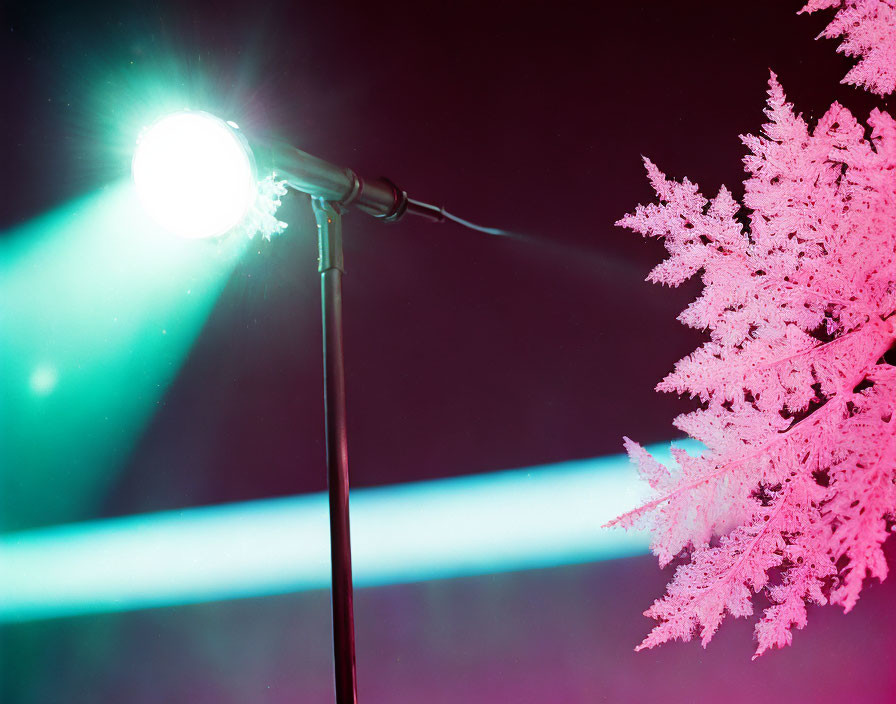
[609,74,896,655]
[800,0,896,95]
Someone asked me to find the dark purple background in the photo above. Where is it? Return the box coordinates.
[3,1,895,702]
[4,0,888,512]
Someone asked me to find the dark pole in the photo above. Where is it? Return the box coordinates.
[270,139,512,702]
[313,198,358,704]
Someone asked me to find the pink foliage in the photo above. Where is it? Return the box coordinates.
[800,0,896,95]
[609,74,896,657]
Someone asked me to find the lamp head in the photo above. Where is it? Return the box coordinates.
[132,110,257,239]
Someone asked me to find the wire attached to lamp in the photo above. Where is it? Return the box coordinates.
[403,196,516,237]
[263,140,523,239]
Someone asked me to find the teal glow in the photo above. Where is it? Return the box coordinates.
[0,182,247,531]
[0,442,701,622]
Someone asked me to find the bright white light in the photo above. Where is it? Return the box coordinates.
[132,111,256,239]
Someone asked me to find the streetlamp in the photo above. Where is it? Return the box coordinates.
[132,109,511,704]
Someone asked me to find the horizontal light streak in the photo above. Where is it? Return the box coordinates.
[0,441,699,621]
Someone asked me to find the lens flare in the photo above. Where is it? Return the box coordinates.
[132,111,256,239]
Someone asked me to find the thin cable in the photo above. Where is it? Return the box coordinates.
[403,195,645,281]
[405,197,519,238]
[442,209,561,253]
[441,210,515,238]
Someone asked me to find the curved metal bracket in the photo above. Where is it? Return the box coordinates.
[313,198,344,274]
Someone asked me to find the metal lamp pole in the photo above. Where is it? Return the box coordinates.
[264,139,513,704]
[313,198,357,704]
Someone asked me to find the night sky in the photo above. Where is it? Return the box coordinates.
[3,1,896,702]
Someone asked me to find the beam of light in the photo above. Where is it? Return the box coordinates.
[0,441,702,622]
[0,182,248,532]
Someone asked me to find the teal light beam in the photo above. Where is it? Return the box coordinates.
[0,182,248,532]
[0,441,701,622]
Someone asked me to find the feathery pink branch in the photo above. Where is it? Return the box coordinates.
[610,74,896,655]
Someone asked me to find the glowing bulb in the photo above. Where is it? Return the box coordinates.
[132,111,256,239]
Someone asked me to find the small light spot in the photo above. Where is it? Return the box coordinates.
[29,365,58,396]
